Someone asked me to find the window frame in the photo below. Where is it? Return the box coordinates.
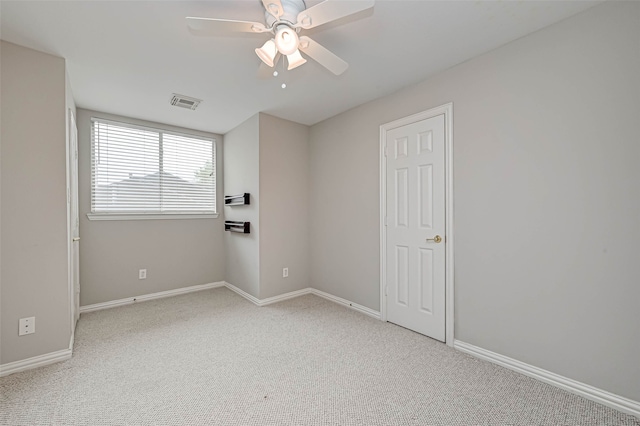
[87,117,218,221]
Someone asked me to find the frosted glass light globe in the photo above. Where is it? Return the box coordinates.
[274,26,299,56]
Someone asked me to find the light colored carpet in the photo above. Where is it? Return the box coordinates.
[1,287,637,426]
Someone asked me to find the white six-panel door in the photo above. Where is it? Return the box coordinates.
[385,114,446,341]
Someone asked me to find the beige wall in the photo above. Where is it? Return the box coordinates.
[1,42,71,364]
[223,114,261,298]
[77,109,225,306]
[258,113,309,299]
[309,1,640,401]
[223,113,310,299]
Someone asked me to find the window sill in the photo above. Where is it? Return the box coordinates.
[87,213,219,221]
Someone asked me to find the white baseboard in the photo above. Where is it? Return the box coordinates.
[223,282,312,306]
[310,288,381,319]
[259,287,313,306]
[223,282,265,305]
[454,340,640,419]
[80,281,379,320]
[223,282,381,319]
[79,281,226,314]
[0,348,72,377]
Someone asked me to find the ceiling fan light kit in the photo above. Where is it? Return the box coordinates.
[255,39,278,67]
[286,50,307,70]
[186,0,375,76]
[274,25,299,56]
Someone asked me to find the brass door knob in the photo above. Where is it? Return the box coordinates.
[426,235,442,243]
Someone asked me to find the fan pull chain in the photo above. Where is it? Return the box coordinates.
[280,55,287,89]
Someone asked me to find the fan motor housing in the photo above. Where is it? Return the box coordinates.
[264,0,306,28]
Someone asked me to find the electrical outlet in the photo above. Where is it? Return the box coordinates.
[139,269,147,280]
[283,267,289,278]
[19,317,35,336]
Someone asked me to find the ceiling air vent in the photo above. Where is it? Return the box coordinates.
[170,94,202,110]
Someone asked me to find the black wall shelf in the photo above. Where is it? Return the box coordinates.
[225,221,250,234]
[225,193,250,206]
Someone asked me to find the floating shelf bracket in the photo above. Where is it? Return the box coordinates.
[225,193,250,206]
[225,221,250,234]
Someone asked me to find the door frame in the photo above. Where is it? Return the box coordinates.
[379,103,454,346]
[66,107,79,342]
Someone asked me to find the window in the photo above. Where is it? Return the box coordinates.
[89,117,216,219]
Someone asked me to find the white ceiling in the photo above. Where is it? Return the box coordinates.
[1,0,601,135]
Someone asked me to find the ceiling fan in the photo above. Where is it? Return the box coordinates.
[186,0,375,76]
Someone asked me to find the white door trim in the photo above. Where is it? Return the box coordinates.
[66,107,78,342]
[380,103,454,346]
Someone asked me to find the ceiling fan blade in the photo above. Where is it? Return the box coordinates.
[262,0,284,19]
[298,36,348,75]
[186,17,269,36]
[295,0,374,29]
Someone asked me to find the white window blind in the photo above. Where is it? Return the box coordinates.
[91,118,216,216]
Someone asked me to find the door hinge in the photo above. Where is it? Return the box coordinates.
[67,188,70,203]
[385,285,388,296]
[383,144,387,157]
[384,216,387,226]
